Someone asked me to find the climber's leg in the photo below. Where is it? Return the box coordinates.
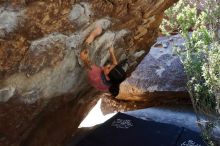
[85,25,103,45]
[80,26,102,69]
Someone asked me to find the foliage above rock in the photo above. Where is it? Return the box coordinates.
[160,0,220,144]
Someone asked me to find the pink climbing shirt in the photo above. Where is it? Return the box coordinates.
[87,65,110,91]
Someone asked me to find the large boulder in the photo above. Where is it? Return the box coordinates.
[118,35,189,101]
[0,1,178,146]
[0,0,179,102]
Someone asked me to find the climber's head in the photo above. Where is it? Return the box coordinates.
[103,60,127,82]
[103,65,114,78]
[103,60,115,80]
[103,59,127,97]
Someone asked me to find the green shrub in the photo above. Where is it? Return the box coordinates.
[161,0,220,145]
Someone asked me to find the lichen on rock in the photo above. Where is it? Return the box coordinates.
[69,2,92,27]
[0,7,23,38]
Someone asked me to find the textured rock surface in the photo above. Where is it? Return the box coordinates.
[0,1,179,146]
[0,0,179,102]
[0,86,15,102]
[0,7,23,38]
[118,35,189,101]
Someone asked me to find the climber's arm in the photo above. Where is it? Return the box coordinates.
[109,47,118,66]
[80,49,92,70]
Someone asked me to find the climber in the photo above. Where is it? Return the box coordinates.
[80,26,127,97]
